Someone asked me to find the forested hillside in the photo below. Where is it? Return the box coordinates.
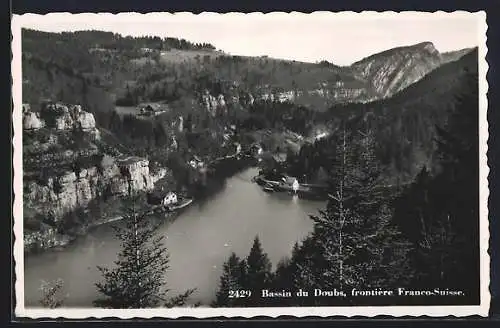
[21,28,478,189]
[278,49,479,183]
[214,61,480,308]
[21,25,483,309]
[21,28,478,254]
[22,28,472,121]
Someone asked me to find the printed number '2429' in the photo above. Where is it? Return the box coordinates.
[228,290,252,298]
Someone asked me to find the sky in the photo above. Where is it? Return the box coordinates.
[15,11,483,66]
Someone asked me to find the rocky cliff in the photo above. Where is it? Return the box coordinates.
[23,102,166,228]
[24,102,101,138]
[201,91,227,116]
[350,42,443,98]
[197,43,458,111]
[200,89,257,114]
[440,48,475,65]
[24,155,166,221]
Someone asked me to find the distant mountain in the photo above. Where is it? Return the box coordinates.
[440,48,475,65]
[21,29,476,119]
[323,48,479,180]
[229,48,478,183]
[351,42,443,98]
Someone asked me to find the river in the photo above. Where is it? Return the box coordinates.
[24,167,325,307]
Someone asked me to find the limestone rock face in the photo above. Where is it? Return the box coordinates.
[440,48,474,65]
[54,107,74,130]
[248,93,255,105]
[151,167,167,183]
[23,102,101,141]
[23,111,45,130]
[177,116,184,133]
[24,156,166,220]
[76,112,96,131]
[109,176,129,195]
[117,157,154,192]
[201,92,228,116]
[217,94,226,107]
[351,42,442,97]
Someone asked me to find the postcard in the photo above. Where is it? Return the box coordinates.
[12,11,490,318]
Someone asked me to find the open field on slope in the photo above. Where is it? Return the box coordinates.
[159,49,226,64]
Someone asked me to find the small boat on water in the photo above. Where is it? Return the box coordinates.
[165,198,194,212]
[252,175,267,186]
[262,182,276,193]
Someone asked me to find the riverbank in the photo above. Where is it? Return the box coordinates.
[24,166,323,307]
[24,154,258,255]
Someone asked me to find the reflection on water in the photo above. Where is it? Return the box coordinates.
[24,167,325,307]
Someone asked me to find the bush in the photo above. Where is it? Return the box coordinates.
[24,215,43,231]
[57,207,86,234]
[39,278,65,308]
[40,104,65,128]
[99,154,115,171]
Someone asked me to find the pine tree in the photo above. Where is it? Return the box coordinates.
[393,166,434,245]
[94,202,195,308]
[246,236,273,289]
[388,72,480,303]
[426,71,479,296]
[294,125,413,303]
[273,256,292,289]
[434,71,479,238]
[245,235,273,305]
[212,252,247,307]
[39,278,65,308]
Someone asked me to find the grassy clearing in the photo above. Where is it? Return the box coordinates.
[159,49,225,64]
[114,106,139,117]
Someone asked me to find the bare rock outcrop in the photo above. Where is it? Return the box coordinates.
[351,42,442,97]
[55,111,74,130]
[201,91,228,116]
[76,111,96,131]
[24,155,166,221]
[23,102,101,140]
[23,111,45,130]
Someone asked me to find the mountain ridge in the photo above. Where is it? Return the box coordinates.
[21,29,476,117]
[349,41,473,98]
[321,48,479,180]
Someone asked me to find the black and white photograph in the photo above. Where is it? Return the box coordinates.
[12,11,490,318]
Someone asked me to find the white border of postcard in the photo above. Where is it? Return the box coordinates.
[12,11,490,318]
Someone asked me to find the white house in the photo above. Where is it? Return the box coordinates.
[282,176,300,193]
[163,192,178,206]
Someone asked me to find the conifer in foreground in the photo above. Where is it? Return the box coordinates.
[94,202,195,308]
[212,252,248,307]
[293,126,413,303]
[245,236,273,305]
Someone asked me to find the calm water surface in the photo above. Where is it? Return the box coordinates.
[24,167,325,307]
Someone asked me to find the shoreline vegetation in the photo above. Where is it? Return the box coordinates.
[24,152,259,255]
[21,28,482,309]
